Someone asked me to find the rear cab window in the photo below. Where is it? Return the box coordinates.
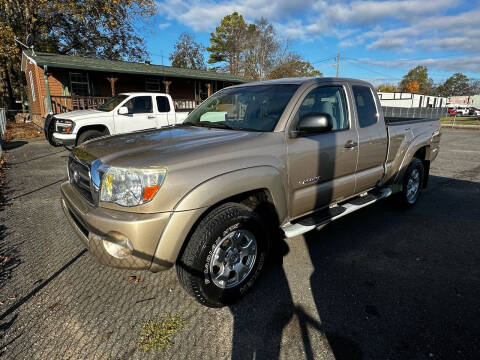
[352,85,377,128]
[156,96,171,113]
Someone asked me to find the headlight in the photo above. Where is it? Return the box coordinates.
[100,167,166,207]
[56,119,75,133]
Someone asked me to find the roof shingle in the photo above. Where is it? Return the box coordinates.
[24,51,249,83]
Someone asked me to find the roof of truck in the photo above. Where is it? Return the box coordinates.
[228,77,374,87]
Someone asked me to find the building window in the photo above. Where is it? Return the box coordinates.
[145,78,162,91]
[28,71,36,101]
[70,72,90,96]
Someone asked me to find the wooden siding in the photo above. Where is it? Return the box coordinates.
[25,67,234,117]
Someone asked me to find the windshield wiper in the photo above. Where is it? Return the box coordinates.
[175,122,196,127]
[197,121,236,130]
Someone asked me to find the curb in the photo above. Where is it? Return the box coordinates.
[441,124,480,130]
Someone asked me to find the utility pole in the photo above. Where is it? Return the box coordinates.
[336,53,340,77]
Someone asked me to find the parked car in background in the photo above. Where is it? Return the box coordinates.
[60,77,441,307]
[448,107,457,116]
[468,107,480,116]
[44,93,189,147]
[455,106,469,116]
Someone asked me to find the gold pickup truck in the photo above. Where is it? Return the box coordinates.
[60,78,441,307]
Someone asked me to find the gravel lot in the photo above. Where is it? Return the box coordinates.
[0,129,479,359]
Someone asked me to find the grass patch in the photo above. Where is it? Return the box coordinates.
[440,117,480,126]
[139,313,186,352]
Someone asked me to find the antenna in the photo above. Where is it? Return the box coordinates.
[14,34,35,55]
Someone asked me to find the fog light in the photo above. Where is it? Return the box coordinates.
[102,231,133,258]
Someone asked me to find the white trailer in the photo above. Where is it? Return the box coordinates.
[378,92,447,108]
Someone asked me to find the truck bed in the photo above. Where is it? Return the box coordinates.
[383,106,447,123]
[384,112,441,184]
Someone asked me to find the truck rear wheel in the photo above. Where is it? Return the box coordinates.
[176,203,268,308]
[399,158,424,207]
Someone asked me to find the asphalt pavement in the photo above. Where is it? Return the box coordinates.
[0,129,479,359]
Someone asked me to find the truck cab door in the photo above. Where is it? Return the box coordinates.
[350,85,388,193]
[155,95,171,127]
[114,95,156,133]
[286,84,359,219]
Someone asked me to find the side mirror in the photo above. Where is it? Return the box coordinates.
[118,106,129,115]
[297,113,332,134]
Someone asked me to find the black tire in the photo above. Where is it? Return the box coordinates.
[44,115,61,147]
[76,130,103,145]
[398,158,424,207]
[176,202,269,308]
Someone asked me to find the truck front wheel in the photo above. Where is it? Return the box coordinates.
[76,129,103,145]
[176,203,268,308]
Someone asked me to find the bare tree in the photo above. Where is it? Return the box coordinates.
[169,33,206,70]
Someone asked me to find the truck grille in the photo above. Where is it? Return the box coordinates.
[68,155,94,204]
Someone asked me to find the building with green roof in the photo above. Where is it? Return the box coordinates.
[21,51,249,124]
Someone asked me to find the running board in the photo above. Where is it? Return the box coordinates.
[282,188,392,238]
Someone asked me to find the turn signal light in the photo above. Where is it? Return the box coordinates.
[143,185,160,201]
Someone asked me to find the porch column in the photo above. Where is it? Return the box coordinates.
[106,77,118,96]
[162,80,172,94]
[206,83,212,97]
[43,65,52,115]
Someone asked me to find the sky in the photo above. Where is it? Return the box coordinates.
[139,0,480,85]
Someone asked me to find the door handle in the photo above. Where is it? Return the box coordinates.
[147,115,156,119]
[344,140,358,149]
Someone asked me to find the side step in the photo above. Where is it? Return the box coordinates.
[282,188,392,238]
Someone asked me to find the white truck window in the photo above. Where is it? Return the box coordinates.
[156,96,170,113]
[124,96,153,114]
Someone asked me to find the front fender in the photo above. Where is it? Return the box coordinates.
[174,166,287,221]
[149,166,287,270]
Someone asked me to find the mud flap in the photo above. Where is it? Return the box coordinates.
[44,114,61,147]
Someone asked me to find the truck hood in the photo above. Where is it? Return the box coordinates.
[79,126,269,168]
[55,109,110,120]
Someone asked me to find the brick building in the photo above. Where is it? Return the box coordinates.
[21,51,247,127]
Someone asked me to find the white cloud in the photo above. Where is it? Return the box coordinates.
[156,0,480,72]
[158,22,171,29]
[368,37,407,50]
[361,57,480,73]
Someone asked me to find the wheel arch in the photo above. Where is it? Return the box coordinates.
[149,167,287,271]
[75,125,110,143]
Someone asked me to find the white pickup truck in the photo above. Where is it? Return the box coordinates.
[45,93,189,147]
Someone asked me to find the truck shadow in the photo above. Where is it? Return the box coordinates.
[230,175,480,359]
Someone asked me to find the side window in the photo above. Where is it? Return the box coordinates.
[123,96,153,114]
[352,85,377,127]
[156,96,170,113]
[298,86,349,131]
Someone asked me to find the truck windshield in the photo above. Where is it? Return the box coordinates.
[97,95,128,112]
[185,84,299,131]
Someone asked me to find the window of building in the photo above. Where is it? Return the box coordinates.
[156,96,170,112]
[298,86,349,131]
[352,85,377,128]
[69,72,90,96]
[146,78,162,92]
[28,71,36,101]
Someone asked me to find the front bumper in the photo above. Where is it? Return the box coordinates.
[61,181,207,271]
[61,181,172,270]
[53,132,76,146]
